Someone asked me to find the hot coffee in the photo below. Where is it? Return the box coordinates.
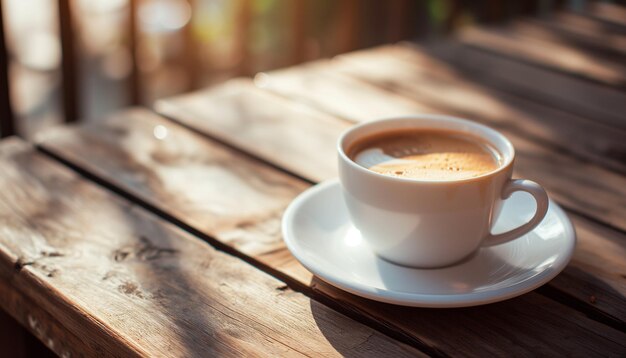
[339,116,548,268]
[347,129,501,181]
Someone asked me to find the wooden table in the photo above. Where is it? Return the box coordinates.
[1,11,626,357]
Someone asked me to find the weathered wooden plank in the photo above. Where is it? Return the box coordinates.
[254,63,433,121]
[307,273,625,357]
[0,138,420,357]
[509,18,626,58]
[38,108,310,258]
[155,80,345,183]
[545,215,626,321]
[422,39,626,131]
[456,25,626,88]
[551,11,626,38]
[587,2,626,28]
[333,45,626,174]
[271,48,626,135]
[36,109,626,355]
[254,59,626,234]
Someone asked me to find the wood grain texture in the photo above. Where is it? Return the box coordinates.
[542,210,626,321]
[255,55,626,234]
[0,138,420,357]
[155,80,345,183]
[36,109,626,356]
[587,2,626,28]
[424,39,626,131]
[548,11,626,39]
[37,108,309,258]
[255,61,433,121]
[305,277,625,357]
[334,44,626,174]
[456,25,626,88]
[509,18,626,58]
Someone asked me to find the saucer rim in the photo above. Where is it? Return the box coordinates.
[282,179,576,308]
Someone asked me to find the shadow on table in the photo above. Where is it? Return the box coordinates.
[343,42,626,174]
[308,271,625,356]
[61,127,225,356]
[117,202,226,357]
[3,147,222,356]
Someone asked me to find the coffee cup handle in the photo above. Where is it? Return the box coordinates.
[483,179,549,247]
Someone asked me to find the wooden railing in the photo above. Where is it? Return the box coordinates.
[0,0,591,139]
[0,1,12,138]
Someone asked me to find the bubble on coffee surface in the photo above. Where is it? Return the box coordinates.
[351,130,500,181]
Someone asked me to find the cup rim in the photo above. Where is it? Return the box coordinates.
[338,114,515,184]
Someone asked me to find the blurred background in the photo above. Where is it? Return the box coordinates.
[0,0,621,139]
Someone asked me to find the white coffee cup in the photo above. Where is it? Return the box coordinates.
[338,115,549,268]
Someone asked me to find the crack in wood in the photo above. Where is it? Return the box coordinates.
[113,236,178,263]
[118,281,145,299]
[40,250,64,258]
[13,253,63,278]
[14,257,34,271]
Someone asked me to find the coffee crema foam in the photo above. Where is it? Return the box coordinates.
[348,129,501,181]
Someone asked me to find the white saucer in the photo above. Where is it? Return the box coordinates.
[282,179,576,308]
